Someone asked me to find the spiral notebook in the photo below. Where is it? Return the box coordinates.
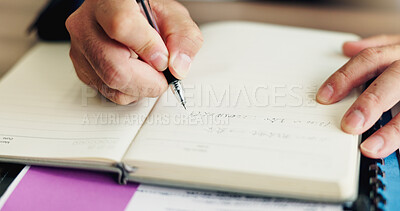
[349,78,400,210]
[352,107,400,210]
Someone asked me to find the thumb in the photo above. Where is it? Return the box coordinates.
[343,35,400,57]
[152,0,203,79]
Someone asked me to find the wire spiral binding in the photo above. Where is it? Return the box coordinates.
[368,159,386,211]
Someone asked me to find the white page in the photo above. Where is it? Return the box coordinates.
[123,22,361,201]
[0,43,156,162]
[125,184,342,211]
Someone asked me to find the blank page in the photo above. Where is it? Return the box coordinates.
[0,43,156,162]
[123,22,361,201]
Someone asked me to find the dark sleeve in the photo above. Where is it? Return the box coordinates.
[29,0,84,41]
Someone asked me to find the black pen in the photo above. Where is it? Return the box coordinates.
[136,0,187,109]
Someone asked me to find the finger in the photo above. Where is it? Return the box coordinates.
[341,60,400,134]
[71,16,168,98]
[360,112,400,158]
[70,43,140,105]
[316,44,400,105]
[343,35,400,57]
[94,0,169,71]
[152,0,203,79]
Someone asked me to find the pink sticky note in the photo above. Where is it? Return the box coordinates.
[2,166,138,211]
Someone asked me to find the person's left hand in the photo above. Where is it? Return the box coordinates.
[316,35,400,159]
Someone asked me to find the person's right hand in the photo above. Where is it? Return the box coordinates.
[66,0,203,105]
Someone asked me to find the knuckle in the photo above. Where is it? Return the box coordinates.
[335,68,353,86]
[180,21,203,46]
[187,27,204,50]
[362,91,382,108]
[106,14,128,40]
[65,16,73,32]
[65,13,79,35]
[134,37,155,55]
[358,47,381,65]
[79,38,130,91]
[389,60,400,79]
[65,8,88,37]
[65,11,76,29]
[102,64,128,90]
[168,29,203,55]
[184,33,203,52]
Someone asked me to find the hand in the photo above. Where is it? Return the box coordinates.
[66,0,203,105]
[316,35,400,159]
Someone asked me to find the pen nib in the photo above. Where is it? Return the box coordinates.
[182,103,187,110]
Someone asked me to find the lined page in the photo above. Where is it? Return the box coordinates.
[0,43,156,162]
[123,22,361,201]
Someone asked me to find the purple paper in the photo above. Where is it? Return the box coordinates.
[2,166,138,211]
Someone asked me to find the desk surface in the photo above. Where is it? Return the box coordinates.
[182,1,400,37]
[1,0,400,77]
[0,0,47,78]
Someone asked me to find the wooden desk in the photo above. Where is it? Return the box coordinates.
[182,1,400,37]
[1,0,400,77]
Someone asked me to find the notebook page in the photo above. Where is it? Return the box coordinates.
[126,184,342,211]
[122,22,361,200]
[0,43,156,162]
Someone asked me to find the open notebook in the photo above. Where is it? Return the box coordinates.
[0,21,361,202]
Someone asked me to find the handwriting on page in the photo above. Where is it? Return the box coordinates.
[189,111,332,128]
[127,102,343,169]
[204,127,328,142]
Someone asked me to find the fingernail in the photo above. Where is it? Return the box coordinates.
[317,83,334,103]
[172,53,192,78]
[360,136,384,154]
[150,51,169,71]
[342,109,365,131]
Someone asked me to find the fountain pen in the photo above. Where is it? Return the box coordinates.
[137,0,187,109]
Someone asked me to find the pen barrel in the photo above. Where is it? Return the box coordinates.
[163,69,178,84]
[136,0,186,108]
[137,0,159,32]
